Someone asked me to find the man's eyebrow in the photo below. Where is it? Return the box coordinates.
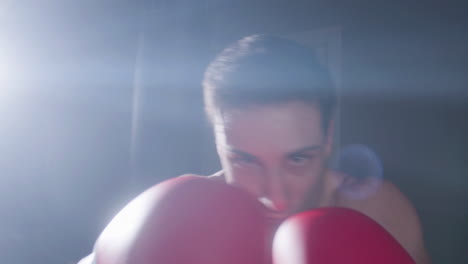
[225,147,257,159]
[286,145,322,156]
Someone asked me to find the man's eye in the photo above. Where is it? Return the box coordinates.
[231,156,256,166]
[288,154,312,165]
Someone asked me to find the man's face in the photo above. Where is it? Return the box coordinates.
[215,101,333,222]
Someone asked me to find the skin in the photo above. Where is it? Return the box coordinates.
[213,100,431,263]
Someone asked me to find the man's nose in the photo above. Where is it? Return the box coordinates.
[262,176,287,212]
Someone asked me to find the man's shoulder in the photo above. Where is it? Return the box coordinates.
[337,180,414,217]
[77,253,95,264]
[206,170,226,182]
[177,171,226,182]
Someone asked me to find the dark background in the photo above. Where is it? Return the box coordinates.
[1,0,467,263]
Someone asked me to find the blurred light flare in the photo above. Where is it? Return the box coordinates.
[330,144,384,200]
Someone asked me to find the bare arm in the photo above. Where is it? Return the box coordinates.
[77,253,95,264]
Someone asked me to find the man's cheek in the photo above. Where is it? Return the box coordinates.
[290,165,320,180]
[294,169,324,204]
[231,168,263,196]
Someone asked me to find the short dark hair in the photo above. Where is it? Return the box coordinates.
[203,34,336,131]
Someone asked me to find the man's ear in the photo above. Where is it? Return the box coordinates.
[324,119,335,156]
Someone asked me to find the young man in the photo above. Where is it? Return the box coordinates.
[79,35,430,264]
[202,34,430,263]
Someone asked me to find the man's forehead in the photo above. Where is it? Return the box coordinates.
[216,128,324,158]
[213,101,326,154]
[216,101,322,128]
[223,144,324,155]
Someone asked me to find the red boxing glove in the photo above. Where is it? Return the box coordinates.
[273,207,415,264]
[94,175,268,264]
